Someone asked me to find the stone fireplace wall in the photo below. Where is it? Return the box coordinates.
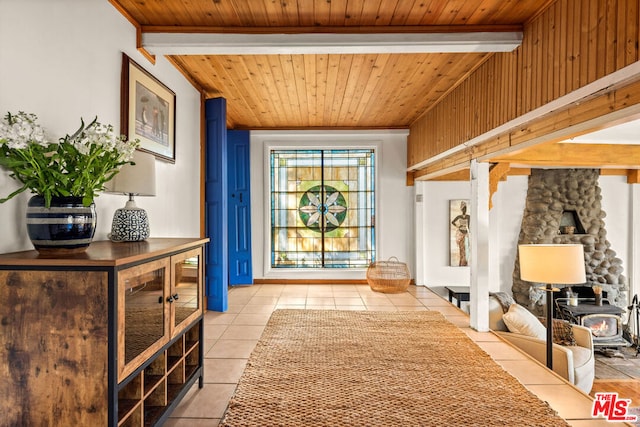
[512,169,627,315]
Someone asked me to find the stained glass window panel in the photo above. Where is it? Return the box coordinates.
[270,149,375,268]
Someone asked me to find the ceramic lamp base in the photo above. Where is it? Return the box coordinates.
[109,205,150,242]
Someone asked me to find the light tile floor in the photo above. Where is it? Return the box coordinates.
[165,284,632,426]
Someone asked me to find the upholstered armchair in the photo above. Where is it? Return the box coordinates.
[488,295,595,394]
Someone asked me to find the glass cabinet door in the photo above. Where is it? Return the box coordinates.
[171,248,203,337]
[118,258,170,382]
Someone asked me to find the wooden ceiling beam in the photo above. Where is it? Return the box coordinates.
[489,143,640,168]
[142,32,523,56]
[627,170,640,184]
[426,169,470,181]
[414,165,530,182]
[140,25,524,35]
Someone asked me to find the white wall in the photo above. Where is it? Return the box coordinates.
[491,175,528,293]
[418,173,637,301]
[250,130,413,280]
[419,180,471,294]
[600,175,634,299]
[0,0,202,254]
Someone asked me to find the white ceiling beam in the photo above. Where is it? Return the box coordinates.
[141,32,523,55]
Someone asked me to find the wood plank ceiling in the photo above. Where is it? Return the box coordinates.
[109,0,550,130]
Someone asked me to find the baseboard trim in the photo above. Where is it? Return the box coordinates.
[253,278,368,285]
[252,278,416,286]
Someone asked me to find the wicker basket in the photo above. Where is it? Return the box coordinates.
[366,257,411,293]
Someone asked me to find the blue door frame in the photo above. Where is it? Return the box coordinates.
[204,101,254,311]
[204,98,228,311]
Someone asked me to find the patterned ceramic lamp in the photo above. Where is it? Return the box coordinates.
[106,151,156,242]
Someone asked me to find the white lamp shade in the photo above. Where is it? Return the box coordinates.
[519,244,586,284]
[107,150,156,196]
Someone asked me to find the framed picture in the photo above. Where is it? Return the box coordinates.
[450,199,470,267]
[121,53,176,163]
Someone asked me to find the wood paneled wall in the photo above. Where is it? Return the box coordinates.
[408,0,640,171]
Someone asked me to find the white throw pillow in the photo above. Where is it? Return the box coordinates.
[502,303,546,340]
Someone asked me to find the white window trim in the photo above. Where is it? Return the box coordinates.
[260,132,387,279]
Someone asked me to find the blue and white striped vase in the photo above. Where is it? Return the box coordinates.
[26,196,97,254]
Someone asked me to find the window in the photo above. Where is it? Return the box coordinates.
[270,149,375,268]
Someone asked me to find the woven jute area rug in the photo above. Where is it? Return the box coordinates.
[220,310,569,426]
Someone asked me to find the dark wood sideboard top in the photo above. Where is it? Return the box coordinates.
[0,238,209,267]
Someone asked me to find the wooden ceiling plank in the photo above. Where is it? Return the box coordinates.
[111,0,548,130]
[296,0,315,26]
[357,54,407,124]
[252,55,288,127]
[466,0,501,25]
[351,54,392,125]
[450,0,488,26]
[339,54,373,125]
[360,0,388,25]
[232,55,280,128]
[205,56,266,128]
[176,55,216,96]
[226,1,257,26]
[244,1,270,26]
[262,1,290,27]
[282,0,302,26]
[222,56,273,127]
[420,0,449,25]
[166,55,204,92]
[387,0,419,26]
[404,0,436,26]
[313,0,332,27]
[370,54,434,125]
[438,0,465,26]
[329,0,348,26]
[344,0,367,26]
[322,55,341,127]
[278,54,305,127]
[115,0,164,25]
[193,58,245,127]
[290,54,311,127]
[114,0,545,27]
[303,54,319,126]
[314,54,329,125]
[259,54,292,127]
[329,55,355,126]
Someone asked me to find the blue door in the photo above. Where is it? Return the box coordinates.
[227,130,253,285]
[204,98,228,311]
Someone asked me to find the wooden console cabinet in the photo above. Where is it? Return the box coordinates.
[0,238,208,426]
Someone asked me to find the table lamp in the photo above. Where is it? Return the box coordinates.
[106,150,156,242]
[518,243,586,369]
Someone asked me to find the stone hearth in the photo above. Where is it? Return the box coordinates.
[512,169,628,316]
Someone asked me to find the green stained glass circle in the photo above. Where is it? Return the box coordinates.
[298,185,347,232]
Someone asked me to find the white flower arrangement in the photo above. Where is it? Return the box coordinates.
[0,111,139,207]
